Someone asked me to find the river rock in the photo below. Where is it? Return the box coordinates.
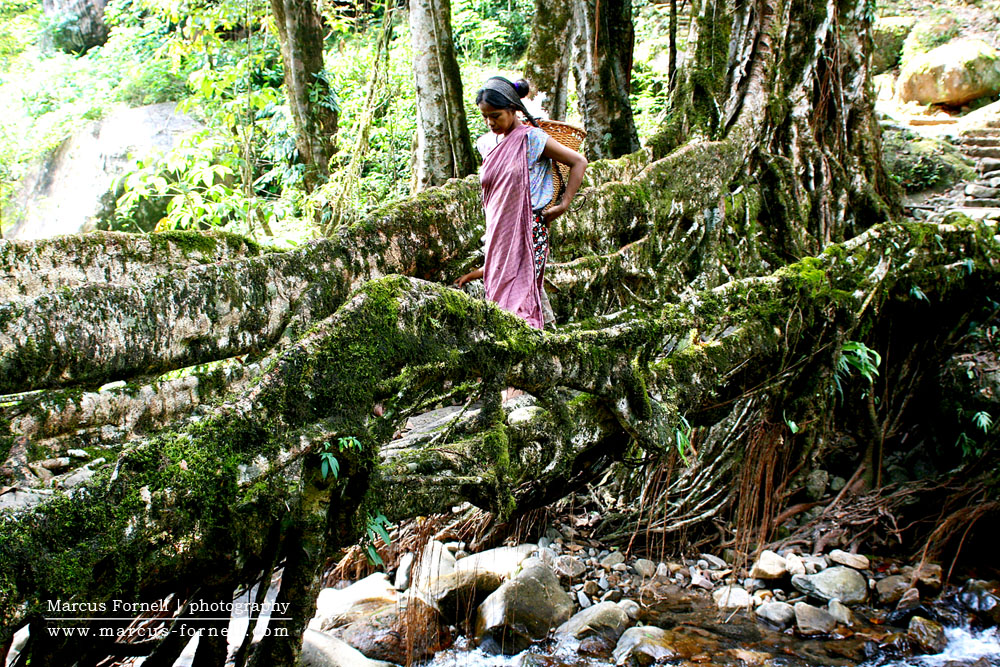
[553,554,587,579]
[902,563,943,594]
[755,602,796,629]
[556,601,631,642]
[601,551,626,568]
[801,555,828,574]
[337,591,443,664]
[958,580,1000,624]
[713,586,751,610]
[411,540,457,590]
[794,602,837,636]
[828,599,854,626]
[750,550,787,579]
[612,626,678,665]
[897,39,1000,105]
[618,599,641,619]
[475,564,574,654]
[298,629,398,667]
[827,549,869,570]
[791,566,867,604]
[700,553,727,569]
[394,552,414,591]
[633,559,657,578]
[877,574,910,605]
[311,573,397,632]
[425,544,534,621]
[785,553,806,576]
[908,616,948,654]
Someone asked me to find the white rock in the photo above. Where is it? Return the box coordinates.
[828,549,870,570]
[749,550,787,579]
[785,553,806,576]
[713,586,752,609]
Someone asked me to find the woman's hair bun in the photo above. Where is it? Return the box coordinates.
[513,79,531,98]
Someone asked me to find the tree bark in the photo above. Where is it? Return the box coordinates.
[408,0,477,192]
[569,0,640,158]
[524,0,574,120]
[270,0,338,189]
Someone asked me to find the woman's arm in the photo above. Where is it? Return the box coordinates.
[456,267,484,287]
[540,137,588,224]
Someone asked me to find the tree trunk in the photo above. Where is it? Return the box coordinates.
[569,0,640,158]
[270,0,338,189]
[408,0,477,192]
[524,0,574,120]
[1,0,996,663]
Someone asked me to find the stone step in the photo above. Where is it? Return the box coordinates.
[963,146,1000,159]
[979,158,1000,173]
[961,128,1000,138]
[966,184,1000,198]
[959,136,1000,147]
[964,198,1000,207]
[945,207,1000,221]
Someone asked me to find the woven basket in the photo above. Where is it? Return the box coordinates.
[537,119,586,210]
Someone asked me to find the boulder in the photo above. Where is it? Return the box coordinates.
[298,630,398,667]
[897,39,1000,106]
[310,574,397,632]
[410,540,457,591]
[827,550,869,570]
[556,601,631,642]
[337,591,445,665]
[749,550,787,579]
[791,566,868,604]
[794,602,837,636]
[612,626,678,665]
[755,602,796,629]
[876,574,910,606]
[8,103,200,240]
[908,616,948,654]
[474,564,574,654]
[422,544,533,622]
[872,17,916,74]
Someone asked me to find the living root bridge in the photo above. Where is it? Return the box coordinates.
[1,218,997,655]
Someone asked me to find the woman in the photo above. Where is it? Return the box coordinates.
[456,77,587,330]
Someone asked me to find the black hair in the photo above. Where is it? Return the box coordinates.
[475,77,539,127]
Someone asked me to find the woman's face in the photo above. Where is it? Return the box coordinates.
[479,103,518,135]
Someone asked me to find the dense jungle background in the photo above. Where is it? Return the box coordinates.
[2,0,1000,663]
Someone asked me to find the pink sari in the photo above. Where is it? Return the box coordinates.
[481,123,544,330]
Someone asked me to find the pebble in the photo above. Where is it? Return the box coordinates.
[700,553,727,569]
[690,571,714,590]
[601,551,626,568]
[600,590,622,602]
[554,555,587,579]
[633,559,656,578]
[756,601,796,629]
[713,586,751,609]
[750,550,787,579]
[584,580,600,596]
[578,590,592,608]
[598,573,610,590]
[785,553,806,576]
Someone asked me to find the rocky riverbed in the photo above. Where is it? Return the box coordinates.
[291,529,1000,667]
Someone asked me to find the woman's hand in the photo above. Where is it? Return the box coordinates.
[455,267,484,287]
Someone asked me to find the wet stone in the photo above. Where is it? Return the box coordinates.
[556,601,631,642]
[908,615,948,654]
[828,599,854,626]
[756,602,796,629]
[713,586,752,610]
[613,626,678,666]
[791,566,868,604]
[794,602,837,636]
[877,575,910,605]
